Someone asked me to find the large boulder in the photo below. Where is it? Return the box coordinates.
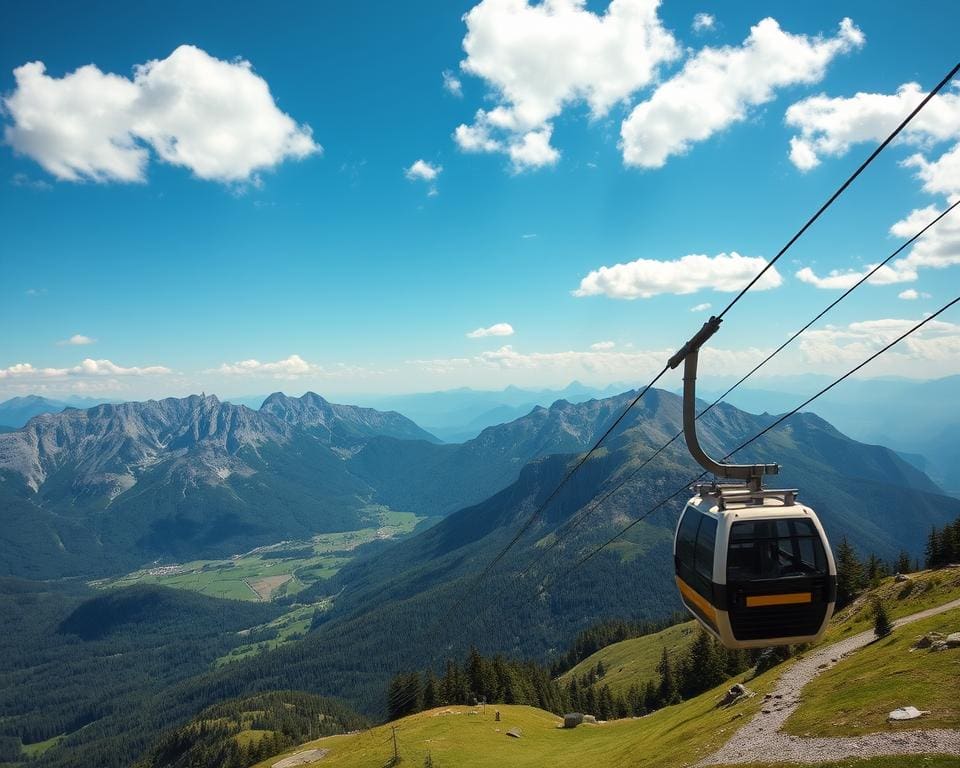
[914,632,945,649]
[563,713,584,729]
[946,632,960,648]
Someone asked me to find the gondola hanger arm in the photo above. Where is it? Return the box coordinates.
[670,317,779,491]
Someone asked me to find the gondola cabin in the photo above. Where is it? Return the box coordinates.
[673,484,837,649]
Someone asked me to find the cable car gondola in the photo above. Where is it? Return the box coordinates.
[668,317,837,649]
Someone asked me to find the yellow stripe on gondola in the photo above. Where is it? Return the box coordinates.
[746,592,812,607]
[676,576,717,620]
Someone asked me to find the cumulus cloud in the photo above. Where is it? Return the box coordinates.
[405,159,442,182]
[453,0,679,170]
[690,302,712,312]
[3,45,320,184]
[211,354,319,378]
[574,252,782,299]
[442,70,463,97]
[786,81,960,292]
[590,340,616,350]
[692,12,715,32]
[57,334,96,346]
[467,322,515,338]
[799,317,960,375]
[898,289,931,300]
[0,358,170,379]
[620,17,863,168]
[797,203,960,289]
[785,82,960,172]
[903,142,960,198]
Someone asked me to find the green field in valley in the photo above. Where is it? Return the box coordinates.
[92,508,423,602]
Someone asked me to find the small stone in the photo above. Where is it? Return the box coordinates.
[506,728,523,738]
[946,632,960,648]
[895,573,911,582]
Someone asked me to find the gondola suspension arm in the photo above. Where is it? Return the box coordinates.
[668,317,779,491]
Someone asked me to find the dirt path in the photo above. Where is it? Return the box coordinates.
[698,597,960,765]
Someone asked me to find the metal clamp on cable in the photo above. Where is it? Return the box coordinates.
[668,316,722,370]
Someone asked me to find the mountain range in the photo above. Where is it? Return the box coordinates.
[3,384,959,766]
[149,386,960,716]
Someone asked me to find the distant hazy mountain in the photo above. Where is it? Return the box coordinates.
[0,395,68,427]
[352,381,624,442]
[0,394,114,427]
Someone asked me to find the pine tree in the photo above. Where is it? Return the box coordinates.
[422,670,439,711]
[657,648,679,705]
[896,550,912,574]
[835,538,865,608]
[873,599,893,639]
[865,553,885,586]
[926,527,943,569]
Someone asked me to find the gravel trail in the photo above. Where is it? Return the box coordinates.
[698,597,960,765]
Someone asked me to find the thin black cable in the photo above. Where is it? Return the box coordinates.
[566,295,960,575]
[716,60,960,321]
[521,198,960,576]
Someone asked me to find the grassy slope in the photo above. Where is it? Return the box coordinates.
[558,621,699,696]
[785,605,960,737]
[824,568,960,643]
[254,666,780,768]
[255,570,960,768]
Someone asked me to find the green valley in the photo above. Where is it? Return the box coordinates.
[93,508,423,602]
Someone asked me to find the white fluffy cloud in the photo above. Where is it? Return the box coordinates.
[405,159,442,182]
[57,334,95,346]
[692,13,715,32]
[799,318,960,376]
[785,82,960,171]
[3,45,320,184]
[0,358,170,379]
[590,341,616,350]
[467,322,515,338]
[620,17,863,168]
[898,289,931,300]
[453,0,679,170]
[690,302,712,312]
[211,354,319,378]
[797,203,960,289]
[786,81,960,291]
[574,252,782,299]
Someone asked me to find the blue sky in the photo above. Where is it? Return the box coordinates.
[1,0,958,400]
